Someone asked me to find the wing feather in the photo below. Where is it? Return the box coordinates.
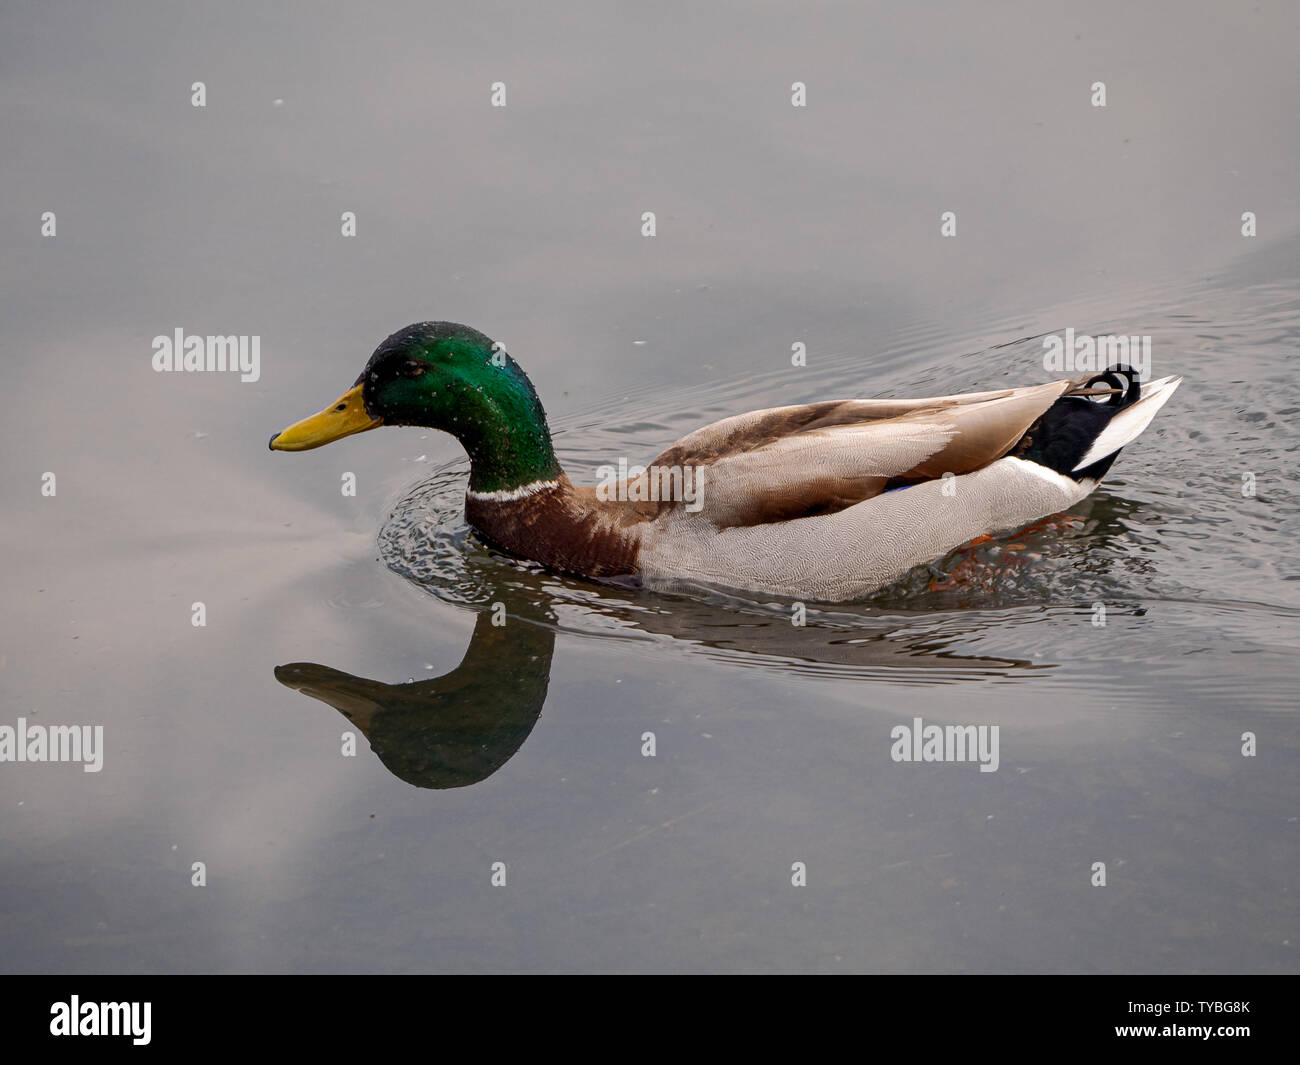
[639,380,1074,528]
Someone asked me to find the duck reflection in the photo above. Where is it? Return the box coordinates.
[275,580,1048,789]
[274,472,1174,790]
[275,606,554,789]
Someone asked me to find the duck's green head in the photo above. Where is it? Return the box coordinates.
[269,322,561,493]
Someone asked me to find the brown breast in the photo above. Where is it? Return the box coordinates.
[464,476,642,580]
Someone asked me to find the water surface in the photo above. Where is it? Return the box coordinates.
[2,1,1297,973]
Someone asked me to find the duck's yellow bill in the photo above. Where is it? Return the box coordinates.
[269,384,382,451]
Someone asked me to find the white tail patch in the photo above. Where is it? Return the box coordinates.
[1072,376,1182,472]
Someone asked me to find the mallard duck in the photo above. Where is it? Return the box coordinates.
[269,322,1180,601]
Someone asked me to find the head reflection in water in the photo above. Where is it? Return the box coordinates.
[275,609,555,790]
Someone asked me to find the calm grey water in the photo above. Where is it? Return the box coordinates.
[2,2,1297,973]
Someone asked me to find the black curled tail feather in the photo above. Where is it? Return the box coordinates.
[1077,365,1141,408]
[1013,363,1143,481]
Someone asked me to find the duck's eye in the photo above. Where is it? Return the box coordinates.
[401,360,425,378]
